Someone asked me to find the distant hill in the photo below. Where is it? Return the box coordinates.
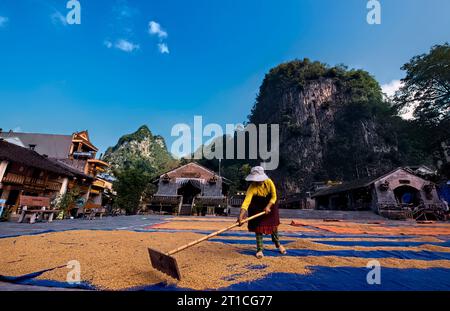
[103,125,177,174]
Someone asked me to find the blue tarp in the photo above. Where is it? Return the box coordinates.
[314,240,450,247]
[209,238,450,248]
[221,267,450,291]
[239,249,450,261]
[210,238,295,245]
[135,267,450,291]
[7,267,450,291]
[209,232,419,239]
[438,183,450,203]
[0,268,95,290]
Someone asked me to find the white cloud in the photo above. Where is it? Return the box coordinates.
[114,39,140,52]
[51,11,67,26]
[149,21,170,54]
[104,40,113,49]
[381,79,403,98]
[0,16,9,27]
[399,106,416,120]
[158,43,170,54]
[382,79,417,120]
[113,1,136,20]
[149,21,168,38]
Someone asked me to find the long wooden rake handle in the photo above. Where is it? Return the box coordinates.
[166,211,266,256]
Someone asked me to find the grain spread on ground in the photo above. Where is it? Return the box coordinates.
[290,220,450,235]
[150,220,317,232]
[1,225,450,290]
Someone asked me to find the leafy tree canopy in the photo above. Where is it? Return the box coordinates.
[112,159,156,214]
[394,43,450,123]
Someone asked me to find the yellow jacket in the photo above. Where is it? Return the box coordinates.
[241,179,277,211]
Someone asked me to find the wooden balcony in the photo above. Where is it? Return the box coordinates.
[1,173,25,184]
[24,177,46,188]
[1,173,61,191]
[92,179,106,188]
[46,181,62,191]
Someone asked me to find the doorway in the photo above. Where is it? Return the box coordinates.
[177,180,201,205]
[394,185,421,206]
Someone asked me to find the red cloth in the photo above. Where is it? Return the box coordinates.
[247,194,280,234]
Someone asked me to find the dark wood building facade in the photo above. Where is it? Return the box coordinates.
[312,168,446,220]
[0,130,110,207]
[0,140,91,216]
[150,162,229,216]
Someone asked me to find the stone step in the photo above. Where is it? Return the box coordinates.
[179,205,193,216]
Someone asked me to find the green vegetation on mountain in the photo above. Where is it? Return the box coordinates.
[104,125,177,174]
[104,125,178,213]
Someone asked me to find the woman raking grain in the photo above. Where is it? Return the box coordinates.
[237,166,287,258]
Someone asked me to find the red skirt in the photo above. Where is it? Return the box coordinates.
[247,195,280,234]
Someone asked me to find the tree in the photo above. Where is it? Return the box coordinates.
[394,43,450,173]
[113,160,156,215]
[394,43,450,123]
[54,187,81,218]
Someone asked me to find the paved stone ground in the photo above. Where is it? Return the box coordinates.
[0,210,386,239]
[0,215,171,238]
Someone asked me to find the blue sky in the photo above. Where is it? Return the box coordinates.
[0,0,449,156]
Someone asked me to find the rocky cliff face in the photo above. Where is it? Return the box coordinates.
[275,79,339,193]
[249,59,400,194]
[103,125,176,174]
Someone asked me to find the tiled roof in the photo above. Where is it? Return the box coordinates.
[311,167,426,198]
[48,158,93,180]
[0,140,72,176]
[0,132,72,159]
[311,176,376,198]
